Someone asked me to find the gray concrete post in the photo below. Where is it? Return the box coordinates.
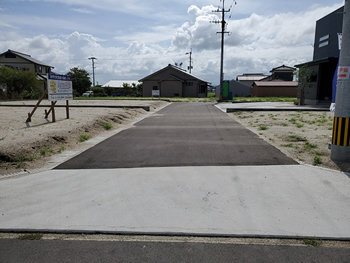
[331,0,350,162]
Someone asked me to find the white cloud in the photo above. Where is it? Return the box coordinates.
[70,8,94,14]
[0,2,344,86]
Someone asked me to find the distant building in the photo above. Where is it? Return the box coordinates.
[139,64,208,98]
[102,80,140,89]
[251,81,298,97]
[0,49,53,75]
[295,6,343,105]
[236,73,268,87]
[261,65,295,81]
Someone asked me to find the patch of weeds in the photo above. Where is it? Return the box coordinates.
[300,238,322,247]
[289,118,297,124]
[15,154,35,162]
[281,143,294,147]
[0,136,6,141]
[287,135,306,142]
[259,125,268,130]
[259,133,263,135]
[40,147,48,156]
[313,156,322,166]
[18,233,43,240]
[57,146,65,154]
[314,150,323,156]
[269,138,275,142]
[79,134,91,142]
[100,122,113,130]
[317,118,327,124]
[260,114,265,117]
[296,123,304,128]
[281,123,288,127]
[304,142,318,150]
[40,146,54,156]
[124,107,130,110]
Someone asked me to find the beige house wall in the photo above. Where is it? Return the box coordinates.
[0,54,50,74]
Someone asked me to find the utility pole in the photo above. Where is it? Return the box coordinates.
[88,56,96,87]
[211,0,230,101]
[331,0,350,163]
[186,49,193,73]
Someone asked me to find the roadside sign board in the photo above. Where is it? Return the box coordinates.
[152,90,160,96]
[48,73,73,101]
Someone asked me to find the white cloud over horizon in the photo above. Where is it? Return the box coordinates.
[0,1,344,85]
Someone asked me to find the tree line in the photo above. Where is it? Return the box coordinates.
[0,66,142,99]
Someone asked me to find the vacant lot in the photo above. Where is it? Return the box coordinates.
[230,110,349,172]
[0,100,168,176]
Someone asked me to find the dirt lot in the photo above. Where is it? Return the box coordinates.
[229,110,350,173]
[0,100,349,176]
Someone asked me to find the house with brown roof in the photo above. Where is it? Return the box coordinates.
[0,49,53,75]
[139,64,208,98]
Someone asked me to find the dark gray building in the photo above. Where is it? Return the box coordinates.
[296,6,343,105]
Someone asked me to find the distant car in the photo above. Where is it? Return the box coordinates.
[82,91,93,97]
[112,92,126,97]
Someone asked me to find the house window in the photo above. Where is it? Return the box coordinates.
[319,34,329,42]
[319,34,329,48]
[37,66,42,73]
[200,85,206,93]
[152,86,158,90]
[319,41,329,48]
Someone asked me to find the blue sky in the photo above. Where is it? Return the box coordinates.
[0,0,344,86]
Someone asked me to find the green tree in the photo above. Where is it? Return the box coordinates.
[66,67,92,96]
[294,65,315,105]
[0,66,40,99]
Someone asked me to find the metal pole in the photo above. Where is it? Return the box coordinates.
[331,0,350,163]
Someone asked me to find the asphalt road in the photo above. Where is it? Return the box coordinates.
[55,103,297,169]
[1,238,350,263]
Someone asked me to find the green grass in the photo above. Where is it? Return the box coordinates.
[281,143,294,148]
[289,118,297,124]
[296,123,304,128]
[258,125,268,130]
[79,134,91,142]
[18,233,43,240]
[100,122,113,130]
[313,156,322,166]
[300,238,322,247]
[304,142,318,150]
[0,136,5,141]
[57,146,65,153]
